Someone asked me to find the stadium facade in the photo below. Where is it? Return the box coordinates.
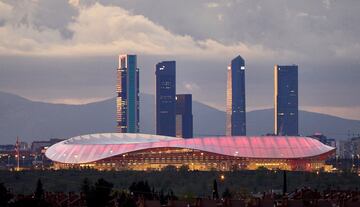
[45,133,335,172]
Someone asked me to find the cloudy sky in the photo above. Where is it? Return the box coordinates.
[0,0,359,120]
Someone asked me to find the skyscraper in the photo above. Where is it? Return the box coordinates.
[226,55,246,136]
[274,64,298,136]
[156,61,176,136]
[116,54,139,133]
[176,94,193,138]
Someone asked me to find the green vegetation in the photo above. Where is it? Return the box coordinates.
[82,178,114,207]
[0,170,359,197]
[0,182,13,207]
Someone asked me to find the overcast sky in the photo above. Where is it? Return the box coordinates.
[0,0,359,120]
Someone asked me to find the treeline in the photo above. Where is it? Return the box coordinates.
[1,168,360,196]
[0,177,216,207]
[80,178,178,207]
[0,179,51,207]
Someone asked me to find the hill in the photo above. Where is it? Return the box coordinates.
[0,91,359,144]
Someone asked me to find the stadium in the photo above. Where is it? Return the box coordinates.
[45,133,335,172]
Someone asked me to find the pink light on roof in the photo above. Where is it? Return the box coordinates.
[45,133,335,164]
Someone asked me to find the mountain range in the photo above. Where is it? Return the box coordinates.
[0,91,359,144]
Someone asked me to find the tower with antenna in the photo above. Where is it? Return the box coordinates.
[15,137,20,171]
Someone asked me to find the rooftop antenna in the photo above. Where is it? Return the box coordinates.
[15,137,20,171]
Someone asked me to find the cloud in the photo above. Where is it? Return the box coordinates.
[206,2,219,8]
[297,12,309,17]
[0,1,12,21]
[183,82,201,91]
[322,0,332,9]
[102,0,360,65]
[0,0,360,120]
[0,1,289,61]
[1,0,359,64]
[68,0,80,7]
[37,97,110,105]
[2,0,359,64]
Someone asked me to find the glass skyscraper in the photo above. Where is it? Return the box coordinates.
[176,94,193,138]
[156,61,176,136]
[274,64,298,136]
[116,54,139,133]
[226,55,246,136]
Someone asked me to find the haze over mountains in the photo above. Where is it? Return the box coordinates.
[0,91,359,144]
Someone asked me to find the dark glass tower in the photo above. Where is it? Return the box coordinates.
[226,55,246,136]
[156,61,176,136]
[176,94,193,138]
[116,54,139,133]
[274,65,298,136]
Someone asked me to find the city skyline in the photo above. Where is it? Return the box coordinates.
[0,1,360,121]
[118,53,300,138]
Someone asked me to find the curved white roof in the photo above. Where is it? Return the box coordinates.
[45,133,335,164]
[62,133,179,145]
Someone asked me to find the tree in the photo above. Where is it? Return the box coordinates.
[81,178,92,207]
[162,165,177,173]
[0,183,13,207]
[212,179,219,199]
[117,192,136,207]
[81,178,114,207]
[33,179,51,207]
[81,178,91,194]
[179,165,189,174]
[222,188,232,199]
[167,189,177,201]
[92,178,114,207]
[129,180,153,199]
[34,179,44,201]
[256,166,269,171]
[159,190,166,205]
[117,191,127,207]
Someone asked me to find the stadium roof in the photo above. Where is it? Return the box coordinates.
[45,133,335,164]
